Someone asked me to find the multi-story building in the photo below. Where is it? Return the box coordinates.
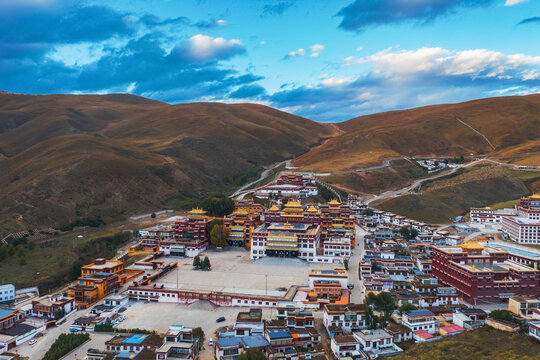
[502,216,540,244]
[234,199,263,215]
[508,296,540,318]
[309,268,348,290]
[250,222,321,261]
[285,310,314,329]
[401,309,436,334]
[234,308,264,336]
[330,335,361,359]
[432,243,539,302]
[173,208,212,257]
[264,201,321,225]
[81,258,124,276]
[223,209,261,247]
[0,284,15,304]
[67,272,120,308]
[319,199,354,232]
[31,294,74,319]
[0,308,23,331]
[323,304,366,331]
[470,207,516,224]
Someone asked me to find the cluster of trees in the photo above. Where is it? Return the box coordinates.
[365,292,396,329]
[209,220,230,247]
[94,324,155,333]
[223,167,262,186]
[56,216,105,232]
[201,194,235,217]
[0,234,36,266]
[193,255,211,270]
[399,226,418,240]
[317,184,334,202]
[446,155,466,164]
[78,231,132,260]
[361,208,374,216]
[42,333,90,360]
[489,309,518,324]
[192,327,205,350]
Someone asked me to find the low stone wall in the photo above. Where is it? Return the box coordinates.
[486,318,520,332]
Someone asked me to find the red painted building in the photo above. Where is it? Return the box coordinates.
[173,208,212,257]
[432,243,539,303]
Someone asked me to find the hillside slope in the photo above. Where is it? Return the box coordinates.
[294,94,540,171]
[0,93,337,234]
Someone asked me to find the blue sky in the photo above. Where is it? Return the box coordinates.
[1,0,540,121]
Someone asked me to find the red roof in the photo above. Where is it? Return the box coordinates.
[414,330,434,339]
[440,325,465,334]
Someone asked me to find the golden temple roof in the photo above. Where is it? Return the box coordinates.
[307,206,319,213]
[459,241,485,250]
[285,200,302,208]
[189,208,206,214]
[328,199,341,206]
[269,205,280,211]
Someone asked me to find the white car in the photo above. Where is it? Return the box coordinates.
[208,338,214,346]
[29,339,37,345]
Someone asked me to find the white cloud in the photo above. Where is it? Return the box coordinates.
[216,19,227,26]
[505,0,528,6]
[321,77,353,87]
[178,34,245,62]
[287,48,306,57]
[310,44,324,52]
[344,47,540,80]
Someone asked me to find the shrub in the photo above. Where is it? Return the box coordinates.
[42,333,90,360]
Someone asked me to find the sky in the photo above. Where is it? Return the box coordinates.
[1,0,540,121]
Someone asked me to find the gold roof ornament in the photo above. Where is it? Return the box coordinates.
[269,205,280,211]
[307,206,319,213]
[328,199,341,206]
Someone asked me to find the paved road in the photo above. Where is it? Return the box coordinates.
[349,225,367,304]
[232,160,290,200]
[16,308,93,360]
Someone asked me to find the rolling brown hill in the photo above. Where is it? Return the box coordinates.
[0,92,337,234]
[294,94,540,172]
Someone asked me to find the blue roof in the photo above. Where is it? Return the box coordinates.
[93,272,112,276]
[405,309,434,317]
[266,330,291,339]
[115,352,135,359]
[122,334,147,344]
[241,335,270,348]
[218,335,270,348]
[0,308,16,320]
[217,337,242,347]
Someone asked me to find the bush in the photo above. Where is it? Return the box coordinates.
[42,333,90,360]
[489,309,516,323]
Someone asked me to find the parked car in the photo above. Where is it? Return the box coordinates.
[29,339,37,345]
[216,316,225,323]
[348,284,354,289]
[208,338,214,346]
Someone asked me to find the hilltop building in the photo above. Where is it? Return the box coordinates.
[501,195,540,244]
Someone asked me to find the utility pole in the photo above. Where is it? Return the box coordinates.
[265,274,268,296]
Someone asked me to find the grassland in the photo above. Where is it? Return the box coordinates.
[324,159,428,195]
[0,223,136,291]
[394,327,540,360]
[374,166,540,224]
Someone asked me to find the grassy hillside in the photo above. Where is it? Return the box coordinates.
[323,159,428,194]
[374,166,540,224]
[394,326,540,360]
[0,93,337,234]
[295,94,540,172]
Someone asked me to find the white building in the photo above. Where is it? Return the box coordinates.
[354,329,402,356]
[502,216,540,244]
[323,304,366,332]
[330,335,361,359]
[0,285,15,304]
[529,321,540,341]
[470,207,516,224]
[401,309,436,334]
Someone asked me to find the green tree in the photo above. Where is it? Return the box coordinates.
[399,226,418,240]
[193,255,201,269]
[69,261,83,280]
[151,212,156,219]
[201,194,235,217]
[373,292,396,328]
[361,208,374,216]
[343,259,349,270]
[489,310,515,323]
[238,348,266,360]
[399,302,417,315]
[202,256,211,270]
[54,308,66,320]
[192,327,205,350]
[42,333,90,360]
[210,224,229,247]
